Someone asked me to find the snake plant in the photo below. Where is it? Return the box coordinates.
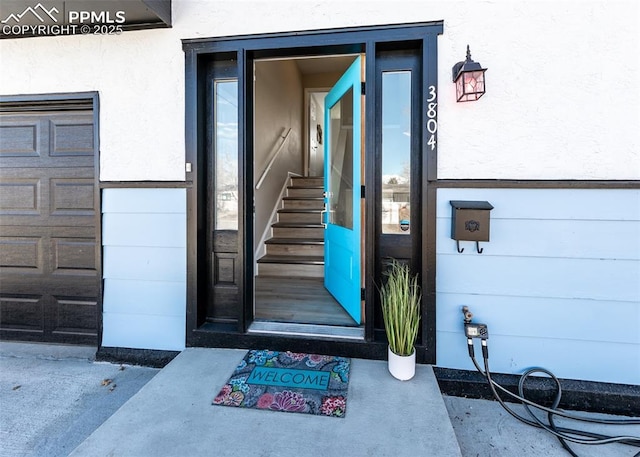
[379,260,421,357]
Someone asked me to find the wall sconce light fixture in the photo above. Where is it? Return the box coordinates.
[452,45,487,102]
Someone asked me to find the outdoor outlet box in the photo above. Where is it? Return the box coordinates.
[450,200,494,242]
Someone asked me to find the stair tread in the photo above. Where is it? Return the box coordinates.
[272,222,324,228]
[282,196,324,200]
[258,254,324,265]
[277,208,322,213]
[265,237,324,245]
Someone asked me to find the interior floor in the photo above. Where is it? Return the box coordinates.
[254,276,359,327]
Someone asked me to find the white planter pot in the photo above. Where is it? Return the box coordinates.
[387,346,416,381]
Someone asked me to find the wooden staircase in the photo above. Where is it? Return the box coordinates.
[257,176,325,278]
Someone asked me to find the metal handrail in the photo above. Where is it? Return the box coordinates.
[255,127,292,189]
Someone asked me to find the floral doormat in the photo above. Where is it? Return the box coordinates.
[213,349,350,418]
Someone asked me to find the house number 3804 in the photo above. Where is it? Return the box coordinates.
[426,85,437,150]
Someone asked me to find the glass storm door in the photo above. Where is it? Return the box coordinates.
[323,56,362,324]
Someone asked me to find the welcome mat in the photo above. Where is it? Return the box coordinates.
[213,350,350,418]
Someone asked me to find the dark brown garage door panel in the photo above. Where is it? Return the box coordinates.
[0,177,40,216]
[0,114,95,167]
[51,118,95,157]
[0,171,95,226]
[0,120,39,156]
[0,109,98,344]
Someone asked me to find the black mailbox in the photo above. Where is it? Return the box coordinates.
[450,200,493,253]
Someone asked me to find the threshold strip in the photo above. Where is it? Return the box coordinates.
[248,321,364,340]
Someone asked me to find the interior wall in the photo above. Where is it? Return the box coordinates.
[302,72,342,88]
[254,59,304,258]
[307,92,326,177]
[302,72,343,177]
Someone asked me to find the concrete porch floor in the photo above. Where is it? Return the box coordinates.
[1,343,638,456]
[69,348,462,456]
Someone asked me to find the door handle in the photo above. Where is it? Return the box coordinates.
[320,208,327,229]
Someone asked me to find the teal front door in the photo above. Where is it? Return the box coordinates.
[323,56,362,324]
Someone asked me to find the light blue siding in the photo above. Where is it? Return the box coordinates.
[103,213,186,248]
[437,189,640,221]
[102,188,186,351]
[437,332,640,385]
[436,188,640,385]
[102,188,186,214]
[103,279,185,316]
[436,218,640,260]
[102,313,185,351]
[437,294,639,345]
[103,246,186,282]
[437,256,638,302]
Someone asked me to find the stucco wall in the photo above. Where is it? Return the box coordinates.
[1,1,638,181]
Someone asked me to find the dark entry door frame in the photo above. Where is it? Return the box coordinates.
[183,22,443,363]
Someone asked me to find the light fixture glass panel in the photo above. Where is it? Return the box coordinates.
[457,70,486,102]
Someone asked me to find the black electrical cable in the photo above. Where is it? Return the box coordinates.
[467,340,640,427]
[465,337,640,456]
[549,410,580,457]
[519,367,579,456]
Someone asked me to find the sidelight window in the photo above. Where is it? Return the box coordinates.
[381,71,412,234]
[214,79,239,230]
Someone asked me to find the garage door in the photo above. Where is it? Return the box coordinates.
[0,98,99,345]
